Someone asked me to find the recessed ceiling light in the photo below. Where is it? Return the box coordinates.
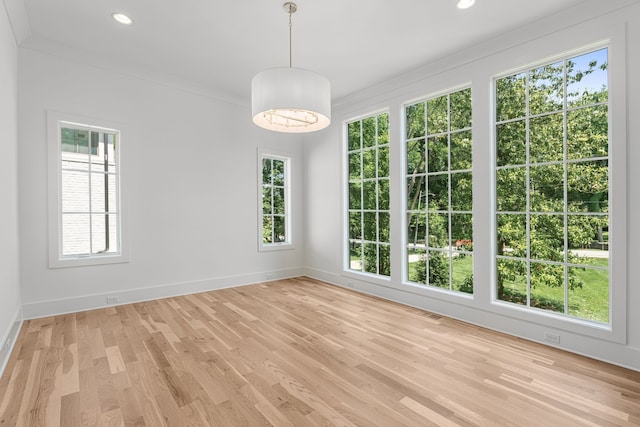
[457,0,475,9]
[112,13,133,25]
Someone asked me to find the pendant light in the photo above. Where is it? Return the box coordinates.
[251,2,331,133]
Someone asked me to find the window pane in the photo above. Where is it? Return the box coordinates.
[349,152,361,180]
[364,243,378,274]
[379,244,391,276]
[273,216,286,242]
[378,113,389,145]
[497,258,527,304]
[530,262,565,313]
[450,88,472,131]
[452,254,473,294]
[349,182,362,210]
[568,266,609,323]
[61,170,89,213]
[451,214,473,243]
[497,214,526,258]
[530,214,565,262]
[378,146,389,178]
[348,121,361,151]
[407,139,425,175]
[567,48,608,108]
[349,242,362,271]
[90,173,117,213]
[407,176,426,211]
[451,172,472,211]
[497,167,526,212]
[428,136,448,173]
[363,212,377,241]
[91,213,117,254]
[262,158,272,185]
[567,160,608,213]
[567,106,608,160]
[428,174,448,211]
[428,251,450,289]
[407,212,426,247]
[273,188,285,215]
[428,213,449,248]
[379,212,390,243]
[262,216,273,243]
[450,131,472,171]
[349,211,362,241]
[529,61,563,115]
[408,247,426,284]
[530,164,564,212]
[262,187,273,214]
[363,181,377,210]
[530,113,563,163]
[378,179,390,211]
[61,127,90,154]
[406,103,425,139]
[272,160,285,186]
[427,96,448,135]
[362,149,376,179]
[496,72,526,121]
[568,215,609,265]
[362,117,376,148]
[496,120,526,166]
[62,213,90,255]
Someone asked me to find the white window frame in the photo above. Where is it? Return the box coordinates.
[344,110,391,279]
[47,111,129,268]
[257,148,293,251]
[490,36,627,344]
[404,86,474,294]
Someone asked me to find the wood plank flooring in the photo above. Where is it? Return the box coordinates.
[1,277,639,426]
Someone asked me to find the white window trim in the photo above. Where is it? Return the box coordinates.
[489,34,627,344]
[47,111,129,268]
[257,148,294,252]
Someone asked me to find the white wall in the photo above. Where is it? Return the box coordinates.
[18,48,306,317]
[0,1,22,372]
[304,0,640,371]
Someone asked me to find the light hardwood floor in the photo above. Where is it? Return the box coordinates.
[1,277,639,426]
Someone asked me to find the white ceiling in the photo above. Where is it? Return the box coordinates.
[15,0,589,104]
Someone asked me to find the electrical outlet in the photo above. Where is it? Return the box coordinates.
[106,296,119,304]
[544,332,560,344]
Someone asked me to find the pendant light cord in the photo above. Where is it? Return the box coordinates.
[288,7,293,67]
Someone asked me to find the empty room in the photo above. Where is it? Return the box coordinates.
[1,0,639,425]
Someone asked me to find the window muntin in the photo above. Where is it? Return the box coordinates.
[259,153,291,250]
[52,119,123,265]
[347,112,390,277]
[405,88,473,293]
[495,47,610,323]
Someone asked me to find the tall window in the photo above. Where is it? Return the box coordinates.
[347,112,390,276]
[48,116,124,267]
[405,88,473,293]
[259,152,291,250]
[495,48,609,323]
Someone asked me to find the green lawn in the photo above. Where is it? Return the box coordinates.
[408,255,609,323]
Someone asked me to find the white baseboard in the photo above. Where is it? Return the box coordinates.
[303,267,640,372]
[0,308,23,378]
[22,267,305,319]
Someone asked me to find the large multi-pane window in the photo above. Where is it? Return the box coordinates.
[51,120,122,265]
[495,47,609,323]
[347,112,390,276]
[259,153,291,249]
[405,88,473,293]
